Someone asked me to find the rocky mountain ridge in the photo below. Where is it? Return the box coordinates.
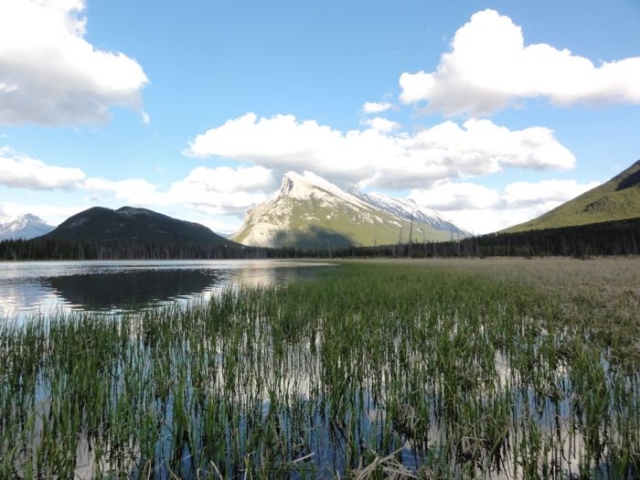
[231,171,469,248]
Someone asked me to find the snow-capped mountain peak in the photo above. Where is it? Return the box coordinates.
[280,171,354,203]
[364,192,456,225]
[350,190,468,235]
[232,170,470,248]
[0,214,55,240]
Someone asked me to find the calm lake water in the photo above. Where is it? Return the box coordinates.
[0,259,334,318]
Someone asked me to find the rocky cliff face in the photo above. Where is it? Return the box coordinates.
[231,171,469,248]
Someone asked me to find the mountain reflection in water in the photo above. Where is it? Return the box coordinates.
[0,260,333,317]
[42,269,220,311]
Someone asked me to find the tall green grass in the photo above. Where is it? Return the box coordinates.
[1,261,639,478]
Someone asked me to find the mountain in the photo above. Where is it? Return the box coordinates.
[349,189,468,236]
[507,159,640,232]
[44,206,237,247]
[0,214,55,240]
[231,171,469,249]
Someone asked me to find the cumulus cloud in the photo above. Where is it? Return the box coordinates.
[82,177,164,205]
[409,178,599,234]
[362,101,393,114]
[502,179,599,208]
[171,166,275,194]
[409,119,574,171]
[0,0,148,125]
[0,147,86,189]
[168,166,274,215]
[399,9,640,116]
[362,117,400,133]
[82,166,274,217]
[0,147,282,231]
[184,113,575,190]
[409,182,500,210]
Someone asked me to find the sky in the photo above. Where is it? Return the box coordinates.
[1,0,639,235]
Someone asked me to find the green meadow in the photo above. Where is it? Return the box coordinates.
[1,258,639,479]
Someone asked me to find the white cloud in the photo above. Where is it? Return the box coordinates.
[0,147,273,232]
[362,101,393,114]
[0,147,86,189]
[82,166,274,217]
[399,9,640,116]
[171,166,275,194]
[362,117,400,133]
[409,182,500,210]
[409,178,599,234]
[503,179,599,208]
[185,113,339,162]
[82,177,164,205]
[179,208,246,235]
[185,113,574,190]
[0,0,148,125]
[184,113,382,186]
[407,119,574,175]
[168,166,274,215]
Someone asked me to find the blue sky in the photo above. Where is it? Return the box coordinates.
[1,0,639,234]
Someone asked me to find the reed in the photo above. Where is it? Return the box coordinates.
[1,258,639,478]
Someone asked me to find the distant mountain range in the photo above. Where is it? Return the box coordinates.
[6,159,638,255]
[231,171,469,249]
[0,214,55,240]
[507,159,640,232]
[43,206,238,248]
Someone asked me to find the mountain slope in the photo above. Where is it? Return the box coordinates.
[0,214,55,240]
[232,171,468,249]
[349,189,469,238]
[44,206,237,247]
[507,159,640,232]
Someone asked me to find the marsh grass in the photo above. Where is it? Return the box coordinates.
[1,258,640,478]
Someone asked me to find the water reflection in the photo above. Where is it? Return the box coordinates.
[0,279,60,315]
[41,269,221,311]
[0,260,333,318]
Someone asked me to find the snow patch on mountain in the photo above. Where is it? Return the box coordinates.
[351,190,470,237]
[280,171,369,208]
[0,214,55,240]
[232,170,471,248]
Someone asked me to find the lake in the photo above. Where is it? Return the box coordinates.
[0,259,334,319]
[1,259,638,479]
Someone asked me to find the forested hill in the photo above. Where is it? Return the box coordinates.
[0,206,251,260]
[44,206,235,246]
[507,159,640,232]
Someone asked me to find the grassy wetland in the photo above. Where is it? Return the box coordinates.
[1,258,640,479]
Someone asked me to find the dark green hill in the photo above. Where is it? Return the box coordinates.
[44,206,237,247]
[507,159,640,232]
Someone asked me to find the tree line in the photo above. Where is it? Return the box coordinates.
[2,217,639,261]
[0,237,268,261]
[323,217,640,259]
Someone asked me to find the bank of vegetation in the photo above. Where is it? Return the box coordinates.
[327,216,640,259]
[2,260,639,478]
[0,236,262,261]
[1,216,640,261]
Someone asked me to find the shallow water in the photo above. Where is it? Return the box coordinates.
[0,259,333,318]
[2,260,638,479]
